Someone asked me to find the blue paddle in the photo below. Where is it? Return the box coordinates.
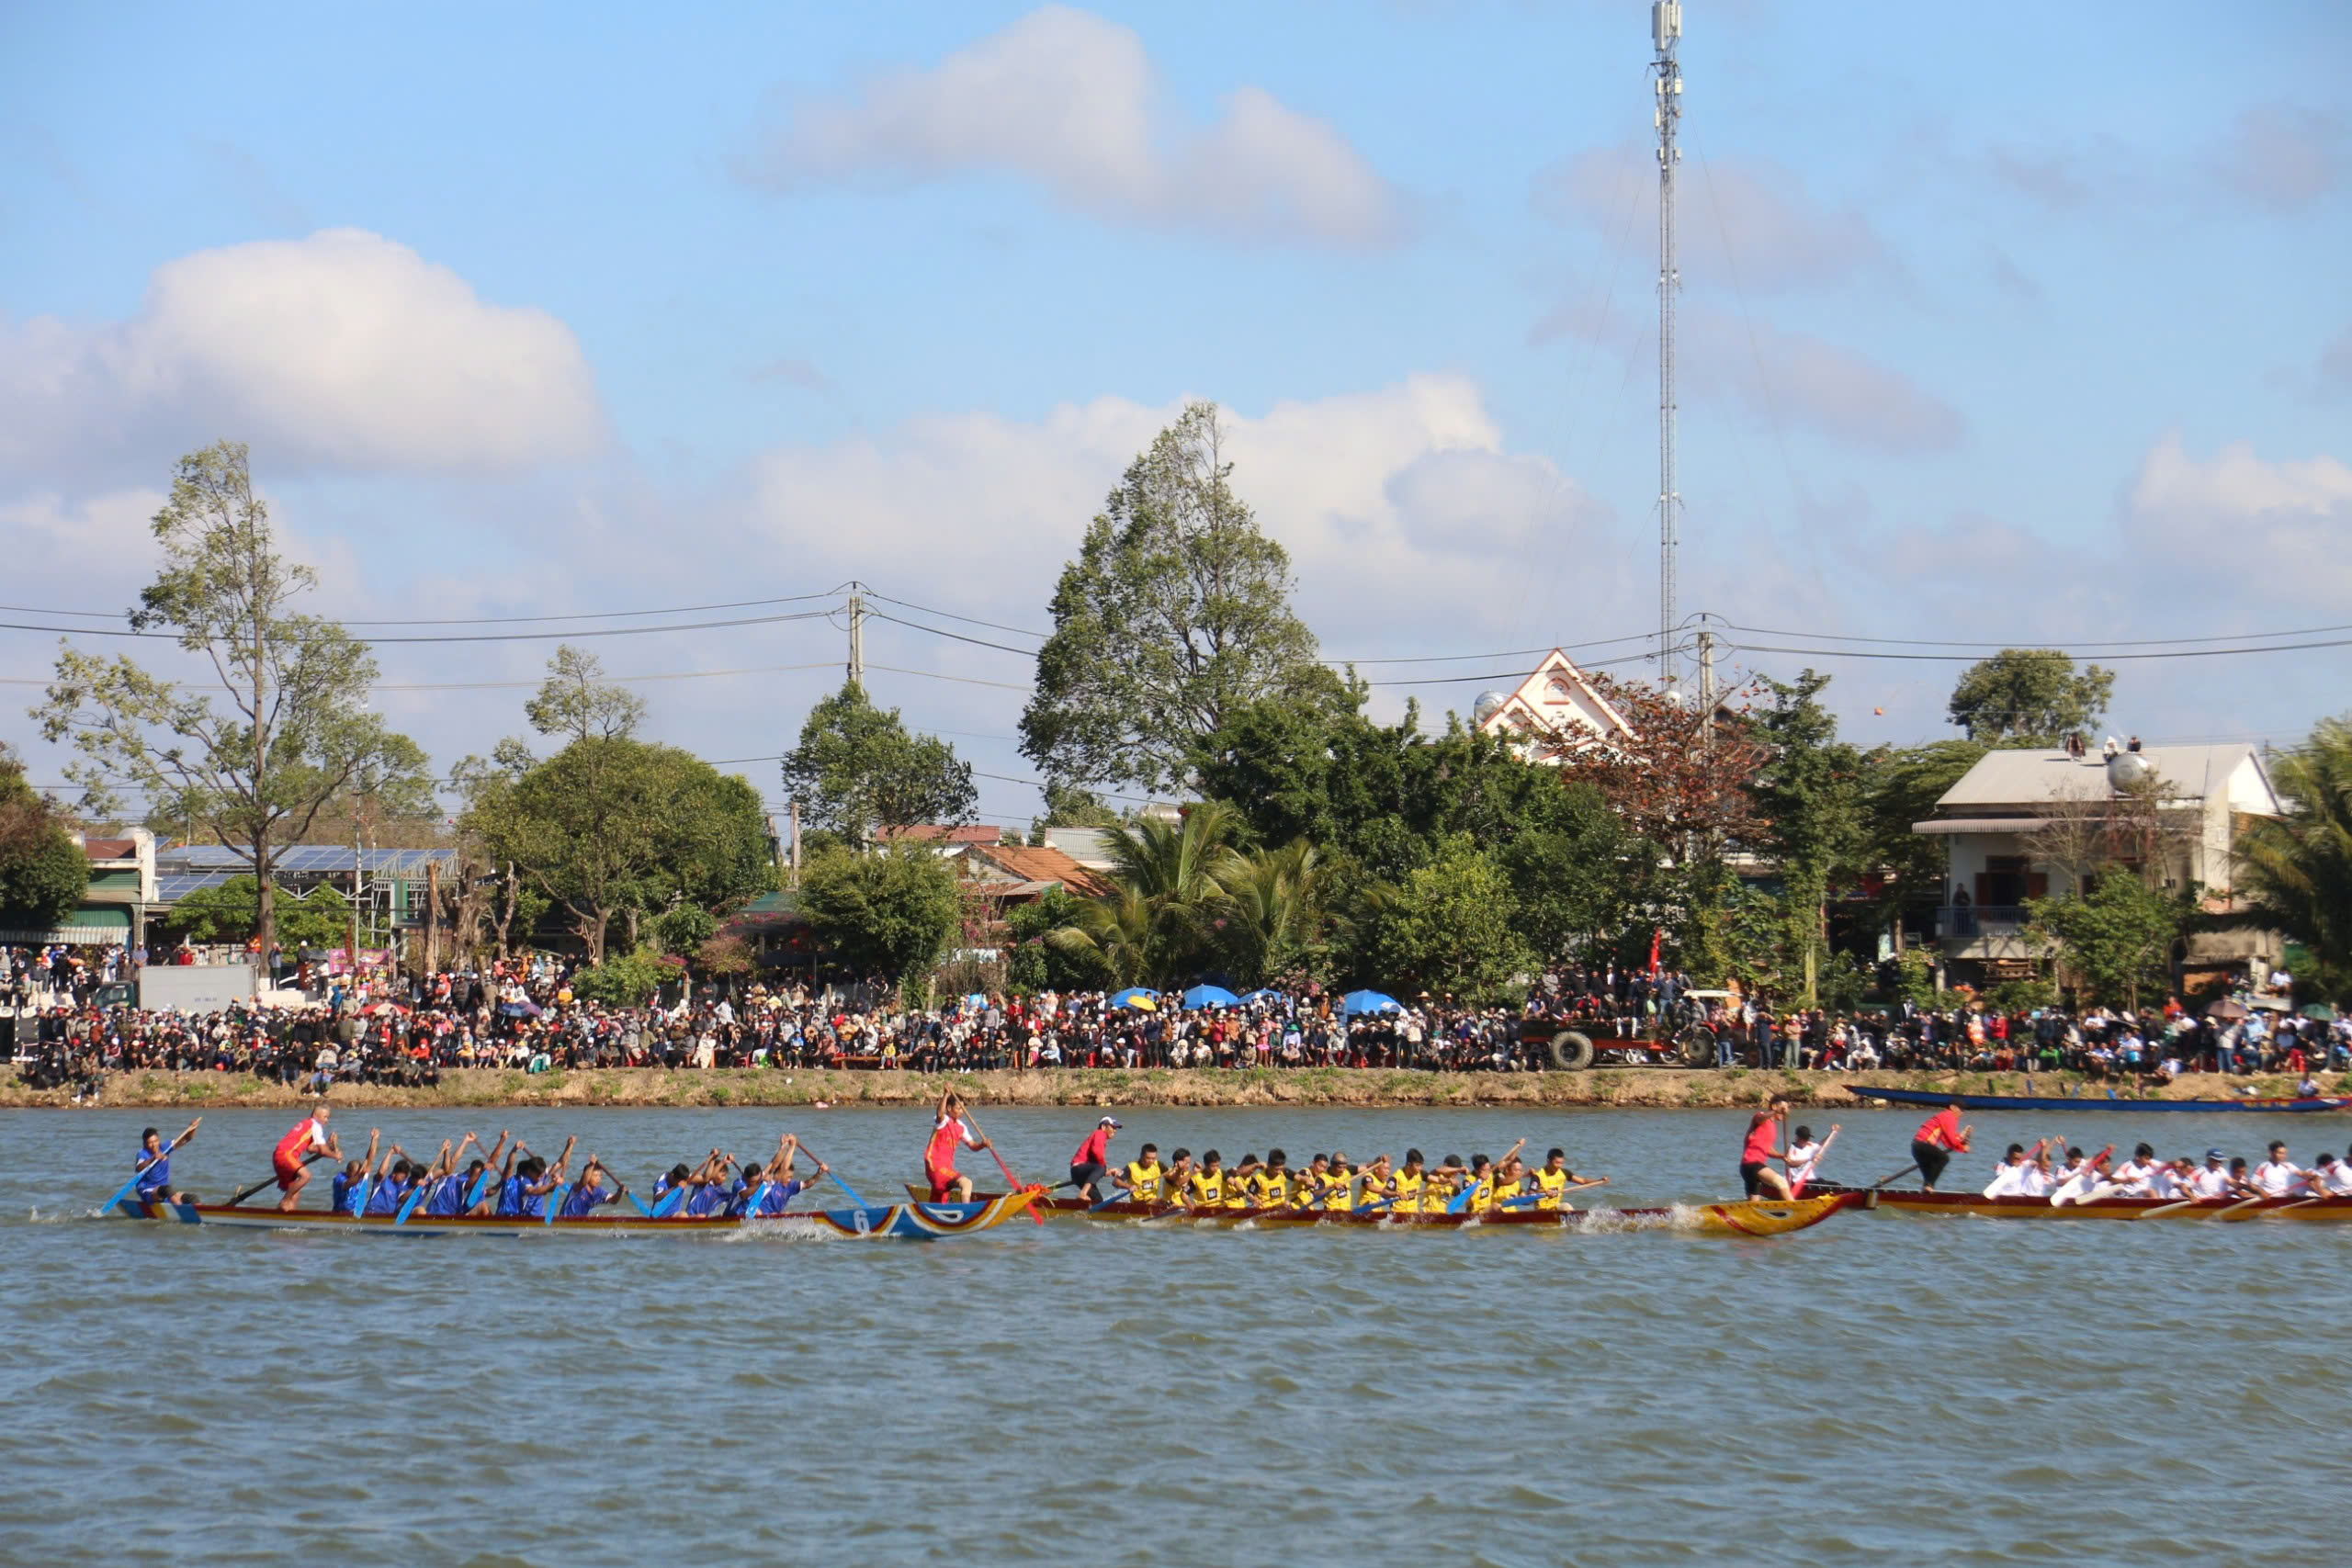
[737,1181,773,1221]
[393,1181,433,1225]
[787,1142,867,1208]
[346,1175,374,1220]
[651,1186,688,1218]
[103,1138,181,1213]
[541,1182,571,1225]
[624,1190,654,1218]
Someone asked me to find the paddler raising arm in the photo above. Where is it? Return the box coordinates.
[1740,1099,1795,1200]
[925,1091,989,1203]
[132,1117,202,1205]
[1909,1100,1973,1193]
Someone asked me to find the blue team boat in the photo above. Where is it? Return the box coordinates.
[107,1190,1041,1238]
[1846,1085,2350,1115]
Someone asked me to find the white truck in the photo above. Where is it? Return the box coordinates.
[135,964,258,1013]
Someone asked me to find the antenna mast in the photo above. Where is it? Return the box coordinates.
[1652,0,1683,694]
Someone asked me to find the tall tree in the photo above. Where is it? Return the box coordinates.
[799,842,963,986]
[1749,670,1865,1003]
[1946,649,2116,744]
[1854,739,1989,939]
[34,442,432,954]
[1367,834,1532,1003]
[525,644,645,743]
[2235,714,2352,998]
[2026,874,2188,1010]
[1020,400,1351,794]
[782,682,976,843]
[0,747,88,931]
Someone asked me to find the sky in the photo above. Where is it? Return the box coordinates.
[3,1,2347,831]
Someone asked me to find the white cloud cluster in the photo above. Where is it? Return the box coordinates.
[2126,434,2352,612]
[742,6,1403,245]
[2208,107,2345,214]
[0,229,605,479]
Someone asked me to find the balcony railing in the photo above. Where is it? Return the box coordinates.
[1938,904,2027,938]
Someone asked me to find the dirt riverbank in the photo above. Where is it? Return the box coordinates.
[4,1066,2335,1111]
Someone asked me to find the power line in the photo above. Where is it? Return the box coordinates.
[1723,619,2352,650]
[0,607,842,645]
[1727,636,2352,663]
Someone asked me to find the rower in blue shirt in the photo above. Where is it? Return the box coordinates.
[365,1157,415,1216]
[559,1157,628,1219]
[741,1133,829,1218]
[132,1117,202,1204]
[331,1129,382,1214]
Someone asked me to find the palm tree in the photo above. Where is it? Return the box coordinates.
[1089,800,1245,981]
[2236,716,2352,998]
[1215,839,1333,986]
[1044,888,1156,988]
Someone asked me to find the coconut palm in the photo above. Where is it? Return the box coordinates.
[2236,715,2352,998]
[1214,839,1335,986]
[1044,888,1156,988]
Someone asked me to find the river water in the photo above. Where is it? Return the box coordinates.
[5,1104,2346,1565]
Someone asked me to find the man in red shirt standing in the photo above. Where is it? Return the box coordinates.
[1911,1100,1973,1192]
[271,1104,342,1212]
[925,1091,989,1202]
[1068,1116,1121,1201]
[1740,1098,1793,1200]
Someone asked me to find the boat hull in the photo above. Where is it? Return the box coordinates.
[1844,1085,2349,1114]
[927,1190,1855,1236]
[1817,1182,2352,1222]
[109,1190,1040,1238]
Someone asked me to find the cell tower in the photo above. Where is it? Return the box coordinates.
[1651,0,1683,694]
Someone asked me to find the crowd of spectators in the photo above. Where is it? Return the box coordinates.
[6,943,2346,1096]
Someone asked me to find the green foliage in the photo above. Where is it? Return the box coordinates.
[1007,886,1115,991]
[1984,978,2059,1012]
[1365,835,1532,1004]
[466,737,773,963]
[1019,401,1352,794]
[1047,800,1247,985]
[782,682,977,843]
[570,944,670,1006]
[1856,739,1988,904]
[0,750,88,928]
[1817,949,1871,1013]
[1946,649,2115,744]
[166,874,352,950]
[651,903,719,956]
[2026,874,2191,1010]
[1215,839,1338,986]
[525,644,645,744]
[1888,947,1940,1008]
[2235,715,2352,1001]
[799,842,963,981]
[1749,670,1865,1003]
[1030,783,1121,841]
[33,442,433,952]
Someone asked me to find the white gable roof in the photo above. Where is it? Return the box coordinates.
[1475,649,1635,758]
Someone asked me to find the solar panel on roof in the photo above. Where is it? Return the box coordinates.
[156,873,234,900]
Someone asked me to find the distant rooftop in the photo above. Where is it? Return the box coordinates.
[1933,744,2276,812]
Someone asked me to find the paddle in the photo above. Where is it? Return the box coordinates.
[624,1190,655,1218]
[956,1109,1042,1225]
[226,1152,325,1209]
[2131,1196,2204,1221]
[785,1140,867,1209]
[736,1181,773,1222]
[1865,1163,1918,1190]
[542,1182,571,1225]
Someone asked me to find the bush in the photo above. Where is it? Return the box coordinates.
[571,944,669,1006]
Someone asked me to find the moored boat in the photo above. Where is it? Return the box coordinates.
[1844,1085,2350,1115]
[1815,1181,2352,1222]
[107,1190,1042,1239]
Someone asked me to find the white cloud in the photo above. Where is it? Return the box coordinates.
[0,229,605,479]
[741,6,1403,245]
[741,374,1614,671]
[1535,147,1893,292]
[2126,434,2352,612]
[2209,107,2344,213]
[1533,298,1965,455]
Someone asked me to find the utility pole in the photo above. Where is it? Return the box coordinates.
[787,799,802,888]
[1696,625,1716,733]
[846,582,865,691]
[424,858,441,976]
[1652,0,1683,695]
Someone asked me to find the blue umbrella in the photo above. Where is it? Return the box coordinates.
[1182,984,1240,1010]
[496,998,543,1019]
[1341,989,1402,1017]
[1109,987,1159,1012]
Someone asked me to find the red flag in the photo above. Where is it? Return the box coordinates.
[1646,927,1662,976]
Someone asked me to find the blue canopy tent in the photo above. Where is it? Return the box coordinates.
[1340,989,1402,1017]
[1109,987,1159,1011]
[1182,984,1240,1010]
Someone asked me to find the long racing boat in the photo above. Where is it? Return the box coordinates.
[108,1190,1042,1239]
[1844,1084,2350,1115]
[1815,1181,2352,1222]
[917,1188,1857,1236]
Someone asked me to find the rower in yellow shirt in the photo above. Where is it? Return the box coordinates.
[1256,1149,1292,1208]
[1291,1154,1332,1208]
[1117,1143,1166,1203]
[1187,1149,1227,1207]
[1225,1153,1264,1209]
[1528,1147,1610,1212]
[1159,1148,1195,1207]
[1391,1149,1428,1213]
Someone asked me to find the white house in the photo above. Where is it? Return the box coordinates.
[1912,743,2283,987]
[1472,649,1636,762]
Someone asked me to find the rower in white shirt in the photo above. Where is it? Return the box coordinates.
[1983,1141,2045,1199]
[2106,1143,2160,1197]
[2312,1152,2352,1196]
[2188,1150,2232,1200]
[2252,1141,2304,1197]
[1782,1122,1838,1195]
[2145,1157,2194,1201]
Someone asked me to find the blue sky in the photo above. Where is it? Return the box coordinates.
[3,1,2347,827]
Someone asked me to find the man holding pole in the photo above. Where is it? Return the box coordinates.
[925,1090,990,1202]
[1740,1098,1794,1200]
[1911,1100,1973,1193]
[271,1104,341,1212]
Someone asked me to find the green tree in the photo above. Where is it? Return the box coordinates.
[1008,886,1116,991]
[0,749,88,930]
[1020,400,1351,794]
[1028,782,1120,843]
[2026,874,2189,1010]
[2235,714,2352,999]
[1216,839,1337,987]
[799,842,962,984]
[33,442,433,953]
[1749,670,1865,1004]
[1366,835,1532,1003]
[1855,739,1989,933]
[468,739,772,964]
[167,874,351,950]
[570,944,670,1007]
[525,643,646,744]
[1946,649,2115,744]
[781,682,976,843]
